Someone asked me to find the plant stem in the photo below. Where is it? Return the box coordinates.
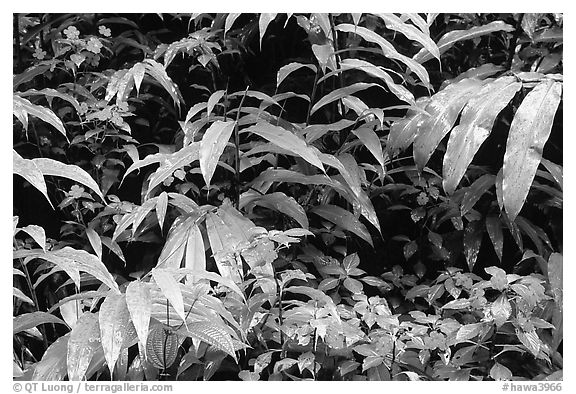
[233,86,249,210]
[306,70,320,126]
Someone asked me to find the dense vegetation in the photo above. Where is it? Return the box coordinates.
[13,13,562,381]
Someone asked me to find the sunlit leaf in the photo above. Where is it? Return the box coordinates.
[311,82,382,115]
[146,142,200,196]
[200,120,236,187]
[13,94,67,139]
[18,224,46,252]
[32,157,105,201]
[85,227,102,260]
[99,293,134,376]
[242,191,309,229]
[277,62,317,88]
[378,13,440,60]
[143,59,184,110]
[387,98,430,157]
[152,268,186,323]
[259,13,278,49]
[125,281,152,359]
[13,150,51,207]
[311,204,373,246]
[485,215,504,261]
[490,362,513,381]
[463,220,483,271]
[59,299,82,329]
[352,126,387,171]
[67,312,100,381]
[337,23,431,88]
[207,90,226,118]
[178,322,237,361]
[443,77,521,194]
[224,13,242,38]
[13,312,67,334]
[156,191,168,232]
[461,174,495,215]
[414,21,515,63]
[184,222,206,284]
[503,81,562,221]
[32,334,69,380]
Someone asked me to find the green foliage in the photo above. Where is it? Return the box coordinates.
[13,13,562,381]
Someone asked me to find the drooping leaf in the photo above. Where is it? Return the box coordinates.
[460,174,495,215]
[59,299,82,329]
[311,204,373,246]
[179,322,237,361]
[125,281,152,359]
[224,13,242,38]
[503,81,562,221]
[185,102,208,124]
[377,13,440,60]
[485,215,504,261]
[152,268,186,323]
[311,82,382,115]
[277,62,317,88]
[156,215,195,269]
[414,21,515,63]
[67,312,100,381]
[13,288,34,305]
[13,312,67,335]
[540,158,562,190]
[336,23,431,88]
[13,150,51,207]
[352,126,387,171]
[463,220,483,271]
[242,191,309,229]
[32,334,69,380]
[200,120,236,187]
[242,122,324,172]
[18,224,46,252]
[259,13,278,49]
[13,94,67,139]
[146,142,200,196]
[413,78,483,170]
[207,90,226,118]
[184,222,206,283]
[143,59,184,110]
[99,293,134,376]
[32,158,105,201]
[19,87,82,113]
[442,77,521,194]
[85,227,103,260]
[387,98,430,156]
[156,191,168,232]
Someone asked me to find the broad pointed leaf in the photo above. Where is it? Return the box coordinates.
[156,191,168,232]
[179,322,237,361]
[242,192,309,229]
[311,82,382,115]
[67,312,100,381]
[277,62,317,88]
[387,98,430,156]
[503,81,562,221]
[311,205,373,246]
[13,95,67,139]
[126,281,152,359]
[443,77,521,194]
[13,312,66,334]
[143,59,184,110]
[259,13,278,49]
[352,126,386,171]
[207,90,225,118]
[185,222,206,283]
[146,142,200,196]
[99,293,133,376]
[378,13,440,60]
[224,13,242,38]
[152,268,186,323]
[85,227,102,260]
[19,224,46,252]
[13,150,51,207]
[32,334,69,380]
[461,174,495,215]
[156,215,195,269]
[200,120,236,187]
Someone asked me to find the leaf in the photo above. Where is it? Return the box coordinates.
[13,94,67,139]
[540,158,562,190]
[377,13,440,60]
[491,294,512,327]
[32,334,69,380]
[259,13,278,49]
[442,299,471,310]
[179,322,237,361]
[200,120,236,187]
[152,268,186,323]
[146,142,200,197]
[169,268,245,301]
[463,220,483,271]
[99,293,134,376]
[243,192,309,229]
[41,247,119,292]
[185,102,208,124]
[442,77,521,195]
[547,253,562,305]
[125,281,152,359]
[490,362,513,381]
[207,90,226,118]
[143,59,184,110]
[242,122,324,172]
[414,21,515,63]
[503,81,562,221]
[32,157,105,201]
[413,78,484,170]
[13,150,51,207]
[13,288,34,305]
[85,227,102,260]
[311,82,382,115]
[339,59,415,105]
[387,98,430,156]
[18,224,46,252]
[311,204,373,246]
[352,127,387,172]
[67,312,100,381]
[485,215,504,261]
[156,191,168,232]
[184,222,206,284]
[461,174,495,215]
[224,13,242,38]
[337,23,431,88]
[456,323,484,342]
[59,299,82,328]
[277,62,317,88]
[13,312,67,334]
[19,87,82,113]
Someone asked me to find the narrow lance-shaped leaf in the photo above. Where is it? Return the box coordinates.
[67,312,100,381]
[13,312,67,334]
[463,220,483,272]
[377,13,440,61]
[32,157,105,201]
[13,150,51,207]
[18,224,46,252]
[503,81,562,221]
[387,97,430,157]
[277,62,317,88]
[311,204,373,246]
[259,13,278,50]
[242,122,324,172]
[207,90,226,118]
[414,21,515,63]
[99,294,133,376]
[156,191,168,232]
[242,192,309,229]
[311,82,382,115]
[156,215,194,269]
[32,334,69,380]
[146,142,200,197]
[336,23,431,88]
[152,268,186,323]
[85,227,103,260]
[443,77,521,195]
[225,13,242,38]
[413,78,483,170]
[352,126,387,171]
[126,281,152,359]
[485,215,504,261]
[184,222,206,284]
[13,95,67,140]
[200,120,236,187]
[143,59,184,110]
[461,174,495,215]
[205,212,243,283]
